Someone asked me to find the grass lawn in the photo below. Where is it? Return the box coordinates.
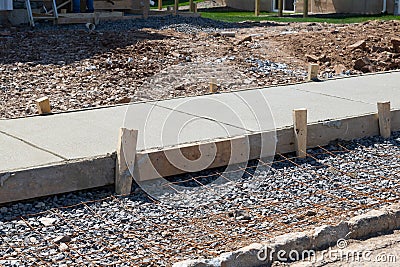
[200,11,400,24]
[150,0,204,9]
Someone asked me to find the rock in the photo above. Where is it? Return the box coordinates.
[172,259,216,267]
[305,54,319,62]
[391,38,400,53]
[117,97,131,104]
[58,242,69,252]
[53,235,72,244]
[347,209,391,239]
[38,217,57,226]
[220,31,236,37]
[354,57,371,71]
[361,64,375,73]
[348,40,366,50]
[35,202,46,208]
[372,46,387,53]
[237,35,252,45]
[312,223,350,250]
[218,243,266,267]
[232,210,252,220]
[174,84,185,91]
[318,54,329,62]
[304,210,317,216]
[334,64,346,74]
[0,31,11,37]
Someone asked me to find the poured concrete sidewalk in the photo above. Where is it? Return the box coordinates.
[1,71,400,174]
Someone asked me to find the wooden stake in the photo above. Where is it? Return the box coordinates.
[377,101,391,139]
[293,109,307,158]
[308,63,319,81]
[189,0,194,12]
[303,0,309,18]
[36,97,51,114]
[255,0,260,16]
[174,0,179,15]
[278,0,283,17]
[209,78,218,93]
[194,3,197,13]
[158,0,162,10]
[115,128,138,195]
[143,0,149,19]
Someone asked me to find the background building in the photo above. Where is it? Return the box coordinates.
[224,0,398,15]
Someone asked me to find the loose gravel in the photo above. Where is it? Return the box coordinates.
[1,132,400,266]
[3,17,399,119]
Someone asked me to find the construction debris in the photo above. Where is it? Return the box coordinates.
[1,18,400,119]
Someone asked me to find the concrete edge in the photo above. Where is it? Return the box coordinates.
[1,70,399,122]
[172,203,400,267]
[0,109,399,203]
[0,155,115,204]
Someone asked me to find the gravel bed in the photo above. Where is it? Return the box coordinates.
[1,132,400,266]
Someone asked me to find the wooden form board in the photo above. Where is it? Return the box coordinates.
[94,0,134,10]
[56,11,123,24]
[1,109,399,204]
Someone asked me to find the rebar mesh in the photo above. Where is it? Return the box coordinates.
[1,132,400,266]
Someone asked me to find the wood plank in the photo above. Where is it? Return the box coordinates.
[115,128,138,195]
[94,0,133,10]
[189,0,194,12]
[377,101,391,138]
[278,0,283,17]
[174,0,179,15]
[36,97,51,115]
[56,11,123,24]
[293,109,307,158]
[209,78,218,93]
[142,0,149,18]
[255,0,260,16]
[135,110,400,182]
[308,63,319,81]
[1,110,400,204]
[303,0,308,17]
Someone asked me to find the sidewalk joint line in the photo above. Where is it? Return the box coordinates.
[0,130,68,161]
[294,87,377,106]
[152,102,256,133]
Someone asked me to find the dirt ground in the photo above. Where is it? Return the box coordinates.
[0,18,399,119]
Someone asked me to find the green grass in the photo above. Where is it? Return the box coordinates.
[150,0,204,9]
[200,11,400,24]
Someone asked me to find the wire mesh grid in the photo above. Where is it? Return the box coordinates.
[1,132,400,266]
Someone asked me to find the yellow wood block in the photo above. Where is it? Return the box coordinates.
[36,97,51,114]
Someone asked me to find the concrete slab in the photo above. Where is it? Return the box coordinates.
[0,105,128,160]
[296,72,400,108]
[154,85,375,131]
[153,90,276,132]
[123,103,248,151]
[0,102,247,172]
[0,132,61,171]
[1,72,400,203]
